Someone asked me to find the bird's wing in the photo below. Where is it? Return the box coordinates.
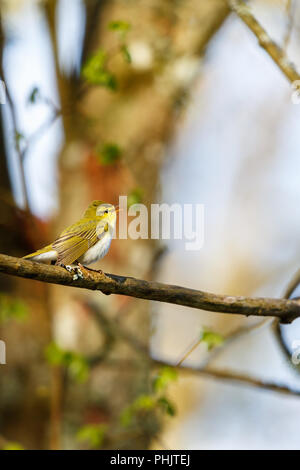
[52,219,106,266]
[23,244,55,260]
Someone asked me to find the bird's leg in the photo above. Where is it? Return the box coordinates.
[72,265,85,280]
[55,261,103,280]
[56,262,84,281]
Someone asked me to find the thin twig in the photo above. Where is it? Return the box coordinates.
[170,363,300,398]
[284,0,295,51]
[202,318,273,367]
[97,358,300,399]
[228,0,300,83]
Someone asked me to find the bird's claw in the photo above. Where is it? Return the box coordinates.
[62,264,84,281]
[59,262,102,280]
[73,267,84,281]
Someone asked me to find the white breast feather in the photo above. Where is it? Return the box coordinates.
[78,233,112,265]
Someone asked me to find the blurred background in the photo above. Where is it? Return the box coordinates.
[1,0,300,450]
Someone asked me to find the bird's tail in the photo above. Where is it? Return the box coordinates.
[23,244,56,262]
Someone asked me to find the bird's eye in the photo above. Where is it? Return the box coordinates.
[104,210,108,215]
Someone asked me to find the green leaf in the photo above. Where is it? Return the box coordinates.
[120,406,134,428]
[45,342,90,383]
[157,396,176,417]
[44,342,65,366]
[153,367,178,393]
[127,188,143,207]
[97,143,121,165]
[108,21,131,34]
[94,71,117,90]
[120,44,131,63]
[120,394,156,428]
[0,294,28,324]
[200,329,224,351]
[83,49,106,75]
[77,424,106,449]
[28,86,40,104]
[133,394,156,411]
[68,356,90,383]
[82,49,117,90]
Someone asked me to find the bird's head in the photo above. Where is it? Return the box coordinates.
[84,200,119,234]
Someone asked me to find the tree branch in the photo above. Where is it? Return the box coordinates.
[271,267,300,374]
[80,302,300,399]
[1,254,300,323]
[93,359,300,398]
[161,362,300,398]
[229,0,300,83]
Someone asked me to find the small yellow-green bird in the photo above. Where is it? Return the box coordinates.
[24,201,118,276]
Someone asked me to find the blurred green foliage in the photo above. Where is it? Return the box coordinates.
[82,20,132,91]
[75,367,174,448]
[45,342,90,383]
[120,44,131,64]
[153,366,178,393]
[82,49,117,90]
[76,424,107,449]
[200,328,224,351]
[120,394,156,427]
[0,294,28,324]
[108,20,131,34]
[127,188,144,207]
[97,143,121,165]
[120,367,177,427]
[108,20,131,64]
[157,396,176,417]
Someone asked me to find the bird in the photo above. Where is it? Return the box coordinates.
[23,200,118,278]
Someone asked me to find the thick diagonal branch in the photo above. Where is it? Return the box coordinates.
[0,254,300,323]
